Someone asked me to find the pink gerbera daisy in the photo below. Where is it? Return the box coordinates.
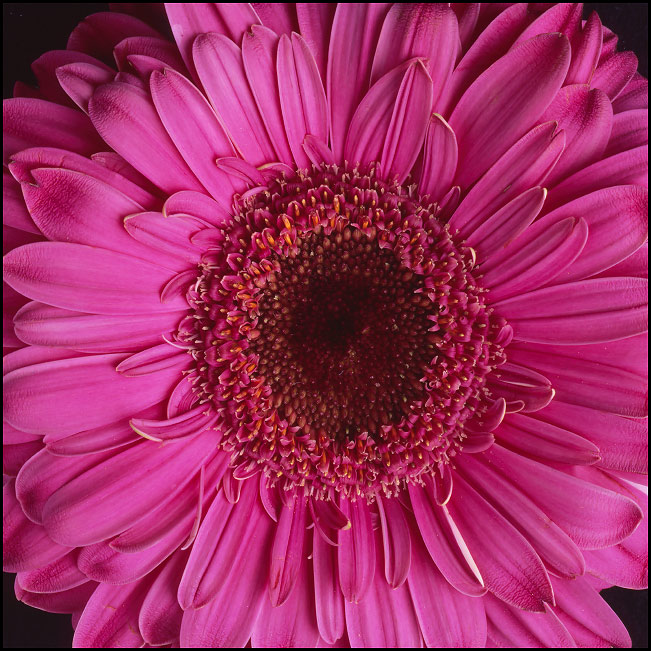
[3,3,648,648]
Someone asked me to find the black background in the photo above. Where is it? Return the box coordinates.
[2,3,649,648]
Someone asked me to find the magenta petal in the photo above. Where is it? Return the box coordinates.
[566,11,603,85]
[381,60,433,183]
[546,185,648,283]
[88,81,205,195]
[552,575,632,648]
[450,34,570,188]
[313,527,346,645]
[605,108,649,157]
[192,33,275,166]
[408,528,487,647]
[296,3,335,83]
[277,33,328,170]
[418,113,458,201]
[179,491,274,647]
[484,444,643,550]
[345,527,421,648]
[252,553,320,648]
[3,170,40,234]
[592,51,638,100]
[253,3,298,35]
[327,4,390,161]
[513,2,582,47]
[485,597,575,648]
[3,98,104,165]
[55,62,115,113]
[73,576,149,648]
[371,4,458,107]
[269,495,308,606]
[540,85,613,186]
[446,474,554,611]
[612,73,648,113]
[42,432,217,546]
[16,578,96,615]
[17,551,87,594]
[338,496,375,603]
[377,496,411,588]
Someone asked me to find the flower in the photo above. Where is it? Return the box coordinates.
[3,2,648,648]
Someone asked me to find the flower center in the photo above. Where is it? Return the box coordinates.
[179,164,506,499]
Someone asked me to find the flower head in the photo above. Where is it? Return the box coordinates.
[3,3,648,648]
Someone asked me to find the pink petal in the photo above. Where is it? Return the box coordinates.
[138,550,187,646]
[381,60,433,183]
[612,74,648,113]
[485,597,575,648]
[192,34,275,166]
[277,33,328,170]
[483,444,643,550]
[457,454,586,579]
[377,496,411,588]
[453,3,481,50]
[16,578,96,614]
[252,3,298,35]
[269,494,308,606]
[252,554,320,648]
[552,576,631,648]
[407,483,486,597]
[408,527,487,647]
[3,98,104,165]
[67,11,160,63]
[495,411,600,466]
[3,440,42,477]
[164,189,231,227]
[371,4,458,108]
[313,526,345,645]
[531,400,647,475]
[566,11,603,85]
[513,2,582,47]
[150,68,239,206]
[73,577,148,648]
[549,186,648,282]
[496,277,648,345]
[303,134,336,166]
[296,3,336,82]
[338,496,375,603]
[540,85,613,186]
[88,81,205,195]
[605,108,648,157]
[42,432,217,546]
[481,217,588,303]
[17,551,87,594]
[56,62,117,113]
[418,113,458,201]
[344,59,417,171]
[466,186,546,263]
[546,145,648,209]
[4,242,186,315]
[450,34,570,189]
[113,35,186,75]
[3,480,71,572]
[10,146,161,210]
[3,169,39,234]
[449,121,564,237]
[179,491,274,647]
[327,4,390,161]
[592,51,638,101]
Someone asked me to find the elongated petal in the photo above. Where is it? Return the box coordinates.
[450,34,570,188]
[296,3,335,82]
[253,3,298,35]
[419,113,458,200]
[17,551,87,594]
[566,10,603,85]
[338,497,375,603]
[377,496,411,588]
[327,4,389,161]
[313,527,345,644]
[592,51,638,100]
[605,108,648,156]
[88,81,204,195]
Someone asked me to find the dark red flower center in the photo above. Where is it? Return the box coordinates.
[179,164,506,499]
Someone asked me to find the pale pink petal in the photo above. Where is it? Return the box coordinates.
[381,60,433,183]
[327,4,390,161]
[484,444,643,550]
[192,33,275,166]
[313,527,345,645]
[371,4,458,108]
[408,527,487,648]
[277,33,328,170]
[3,98,104,165]
[450,34,570,188]
[540,85,613,186]
[546,185,648,282]
[4,242,186,315]
[338,496,375,603]
[418,113,458,201]
[242,25,294,165]
[88,81,205,195]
